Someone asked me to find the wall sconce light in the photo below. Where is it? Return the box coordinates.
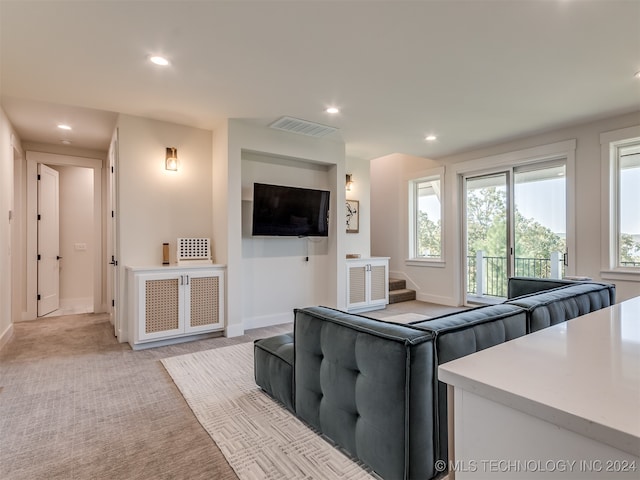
[346,173,354,191]
[165,147,178,171]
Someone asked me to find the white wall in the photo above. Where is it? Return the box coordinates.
[241,151,332,328]
[223,120,346,336]
[55,165,94,309]
[345,156,371,258]
[370,153,442,300]
[0,107,19,349]
[116,114,213,341]
[116,114,213,266]
[371,112,640,304]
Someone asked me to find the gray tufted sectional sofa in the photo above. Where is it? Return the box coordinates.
[253,277,615,480]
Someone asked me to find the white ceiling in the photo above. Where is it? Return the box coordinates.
[1,0,639,159]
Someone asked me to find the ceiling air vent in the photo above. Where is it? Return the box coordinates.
[269,116,338,138]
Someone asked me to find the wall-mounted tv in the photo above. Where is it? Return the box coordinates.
[252,183,330,237]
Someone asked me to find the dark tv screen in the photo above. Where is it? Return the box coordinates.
[252,183,330,237]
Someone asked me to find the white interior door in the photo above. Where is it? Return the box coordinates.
[107,129,119,336]
[37,164,60,316]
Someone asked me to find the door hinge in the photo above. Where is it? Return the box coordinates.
[111,166,114,173]
[37,294,41,301]
[37,214,41,220]
[37,254,41,260]
[37,174,41,180]
[111,210,114,218]
[112,299,115,307]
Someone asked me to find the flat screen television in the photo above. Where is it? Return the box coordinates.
[251,183,330,237]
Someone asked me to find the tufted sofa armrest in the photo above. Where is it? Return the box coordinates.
[506,282,615,332]
[411,303,528,468]
[294,306,436,480]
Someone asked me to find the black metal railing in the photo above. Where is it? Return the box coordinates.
[467,254,566,298]
[621,261,640,267]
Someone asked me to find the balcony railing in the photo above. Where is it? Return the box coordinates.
[467,251,565,298]
[621,261,640,267]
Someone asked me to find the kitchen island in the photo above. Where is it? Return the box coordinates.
[438,296,640,479]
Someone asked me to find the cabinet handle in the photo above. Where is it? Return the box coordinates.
[185,275,190,285]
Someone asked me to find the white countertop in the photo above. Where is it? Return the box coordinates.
[438,296,640,457]
[127,263,226,271]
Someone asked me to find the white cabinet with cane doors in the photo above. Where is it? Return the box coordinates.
[127,265,225,349]
[346,257,389,313]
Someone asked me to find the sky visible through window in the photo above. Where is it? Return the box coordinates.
[419,172,640,235]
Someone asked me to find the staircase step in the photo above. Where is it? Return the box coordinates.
[389,288,416,304]
[388,278,406,291]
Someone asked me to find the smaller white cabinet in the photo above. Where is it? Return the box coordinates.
[346,257,389,313]
[127,264,225,349]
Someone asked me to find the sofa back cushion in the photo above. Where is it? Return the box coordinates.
[507,276,580,299]
[294,306,436,480]
[506,282,615,332]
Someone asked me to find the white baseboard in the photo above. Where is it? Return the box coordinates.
[60,297,93,310]
[243,312,295,331]
[0,323,15,351]
[416,292,459,307]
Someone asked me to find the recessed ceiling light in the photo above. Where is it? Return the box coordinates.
[326,107,340,114]
[150,55,170,66]
[425,135,437,141]
[61,140,72,145]
[635,71,640,79]
[57,124,72,130]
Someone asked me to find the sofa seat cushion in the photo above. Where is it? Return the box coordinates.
[254,333,295,411]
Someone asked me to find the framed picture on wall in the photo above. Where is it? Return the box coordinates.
[346,200,359,233]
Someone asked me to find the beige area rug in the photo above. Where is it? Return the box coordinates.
[161,342,377,480]
[382,312,430,324]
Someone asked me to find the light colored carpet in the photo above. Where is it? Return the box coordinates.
[0,312,292,480]
[382,312,430,324]
[161,342,377,480]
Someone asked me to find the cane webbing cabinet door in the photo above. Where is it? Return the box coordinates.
[348,264,368,310]
[136,271,185,342]
[369,264,388,305]
[184,270,224,334]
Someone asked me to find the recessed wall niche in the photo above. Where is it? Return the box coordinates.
[240,150,333,327]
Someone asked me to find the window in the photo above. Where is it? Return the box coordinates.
[409,170,443,261]
[601,126,640,278]
[616,142,640,268]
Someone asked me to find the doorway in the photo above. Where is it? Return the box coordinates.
[464,161,567,303]
[24,151,103,320]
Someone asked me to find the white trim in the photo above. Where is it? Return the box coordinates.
[415,291,459,307]
[405,259,446,268]
[240,312,294,331]
[600,125,640,278]
[0,323,14,351]
[450,139,577,305]
[601,270,640,283]
[406,166,445,262]
[25,151,104,320]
